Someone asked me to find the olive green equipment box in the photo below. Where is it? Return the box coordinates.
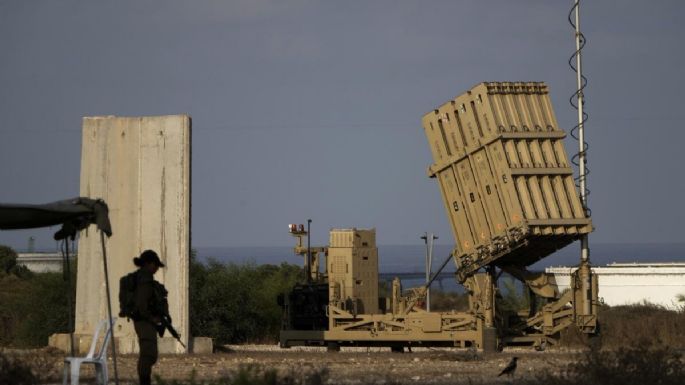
[279,82,598,352]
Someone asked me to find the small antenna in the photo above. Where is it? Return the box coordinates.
[28,236,35,253]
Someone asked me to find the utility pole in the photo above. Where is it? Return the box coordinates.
[307,219,312,283]
[421,232,438,311]
[27,236,35,253]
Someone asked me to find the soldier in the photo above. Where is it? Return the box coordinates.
[131,250,166,385]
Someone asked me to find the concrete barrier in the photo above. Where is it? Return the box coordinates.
[51,115,197,354]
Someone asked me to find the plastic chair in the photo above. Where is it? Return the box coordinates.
[63,318,117,385]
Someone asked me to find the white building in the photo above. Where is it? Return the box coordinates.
[16,252,75,273]
[546,262,685,310]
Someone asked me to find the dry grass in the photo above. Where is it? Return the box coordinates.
[558,303,685,349]
[153,344,685,385]
[521,343,685,385]
[596,303,685,349]
[546,304,685,384]
[155,365,338,385]
[0,351,35,385]
[0,348,62,385]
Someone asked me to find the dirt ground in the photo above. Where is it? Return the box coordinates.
[29,345,580,385]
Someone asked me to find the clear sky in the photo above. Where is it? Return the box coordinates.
[1,1,683,250]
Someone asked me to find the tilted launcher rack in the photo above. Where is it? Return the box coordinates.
[422,82,592,280]
[422,82,597,345]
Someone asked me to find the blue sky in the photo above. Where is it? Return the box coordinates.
[1,1,684,250]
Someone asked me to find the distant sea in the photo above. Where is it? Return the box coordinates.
[196,243,685,271]
[196,243,685,291]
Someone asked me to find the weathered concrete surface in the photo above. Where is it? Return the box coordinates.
[189,337,214,354]
[52,115,192,354]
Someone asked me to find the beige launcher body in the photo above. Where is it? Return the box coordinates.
[422,82,592,279]
[280,82,598,352]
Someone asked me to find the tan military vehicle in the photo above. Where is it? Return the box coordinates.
[279,82,597,352]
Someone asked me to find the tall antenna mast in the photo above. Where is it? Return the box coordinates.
[574,0,589,262]
[571,0,592,318]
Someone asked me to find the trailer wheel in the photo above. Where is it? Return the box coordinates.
[534,340,547,351]
[326,342,340,352]
[390,346,404,353]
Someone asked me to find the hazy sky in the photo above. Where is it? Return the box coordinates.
[1,1,684,250]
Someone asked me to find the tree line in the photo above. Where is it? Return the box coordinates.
[0,245,302,347]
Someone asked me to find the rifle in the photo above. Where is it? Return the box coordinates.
[151,281,186,349]
[156,315,186,349]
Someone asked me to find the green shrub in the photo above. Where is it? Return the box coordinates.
[0,245,30,277]
[0,271,74,347]
[0,245,18,273]
[0,244,75,347]
[429,290,469,311]
[189,255,302,344]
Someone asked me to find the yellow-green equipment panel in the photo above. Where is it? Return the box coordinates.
[422,82,592,280]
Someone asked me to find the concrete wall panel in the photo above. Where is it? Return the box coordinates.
[74,115,191,353]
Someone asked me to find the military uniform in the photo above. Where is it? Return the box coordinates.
[133,268,160,385]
